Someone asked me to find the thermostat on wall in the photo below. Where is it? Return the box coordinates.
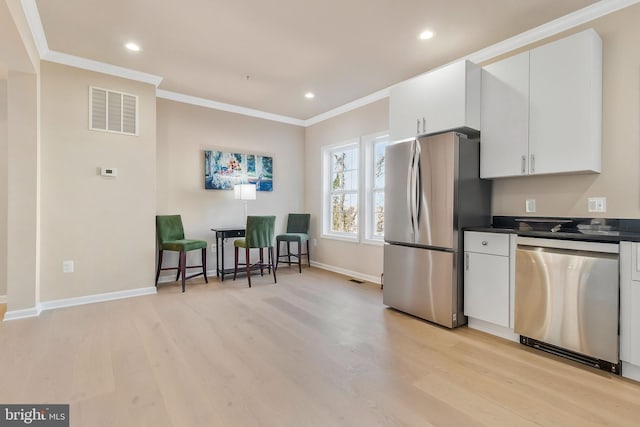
[101,167,118,177]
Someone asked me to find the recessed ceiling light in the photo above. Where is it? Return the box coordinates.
[418,30,435,40]
[125,42,141,52]
[304,92,315,99]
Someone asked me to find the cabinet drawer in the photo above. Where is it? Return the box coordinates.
[464,231,510,256]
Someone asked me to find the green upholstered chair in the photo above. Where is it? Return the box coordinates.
[233,215,276,287]
[155,215,208,292]
[276,213,311,273]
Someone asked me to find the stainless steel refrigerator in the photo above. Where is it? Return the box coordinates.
[383,131,491,328]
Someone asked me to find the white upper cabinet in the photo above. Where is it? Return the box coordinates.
[480,52,530,178]
[389,60,480,141]
[480,29,602,178]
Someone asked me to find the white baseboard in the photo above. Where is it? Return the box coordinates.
[3,286,157,322]
[3,306,42,321]
[39,287,157,312]
[310,261,381,285]
[0,294,7,304]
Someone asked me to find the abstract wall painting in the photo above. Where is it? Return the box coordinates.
[204,150,273,191]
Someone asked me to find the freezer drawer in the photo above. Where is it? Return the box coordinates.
[383,244,460,328]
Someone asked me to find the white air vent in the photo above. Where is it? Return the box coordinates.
[90,86,138,136]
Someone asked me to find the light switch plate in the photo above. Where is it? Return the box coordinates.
[525,199,536,213]
[588,197,606,213]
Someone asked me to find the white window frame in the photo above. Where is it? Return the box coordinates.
[322,139,360,241]
[321,131,390,244]
[363,132,391,245]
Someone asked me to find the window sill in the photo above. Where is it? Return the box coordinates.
[321,233,359,243]
[362,238,384,247]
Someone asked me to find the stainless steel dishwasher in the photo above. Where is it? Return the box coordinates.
[514,237,620,373]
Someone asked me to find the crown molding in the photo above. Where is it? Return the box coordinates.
[157,89,305,126]
[466,0,640,64]
[21,0,163,87]
[304,88,390,127]
[43,50,163,86]
[18,0,640,125]
[20,0,48,56]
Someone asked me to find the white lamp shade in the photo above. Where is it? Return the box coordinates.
[234,183,257,200]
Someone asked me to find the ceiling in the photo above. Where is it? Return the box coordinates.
[34,0,599,120]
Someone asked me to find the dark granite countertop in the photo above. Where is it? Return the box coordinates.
[465,216,640,243]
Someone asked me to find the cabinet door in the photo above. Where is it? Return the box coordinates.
[464,252,510,327]
[389,61,480,141]
[529,29,602,175]
[389,77,423,141]
[423,60,480,135]
[631,242,640,282]
[621,242,640,365]
[480,52,530,178]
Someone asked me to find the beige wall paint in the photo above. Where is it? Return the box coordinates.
[491,5,640,218]
[6,71,38,311]
[0,79,7,298]
[39,61,157,301]
[304,98,388,281]
[156,99,305,278]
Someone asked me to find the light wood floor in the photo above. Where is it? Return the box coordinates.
[1,268,639,426]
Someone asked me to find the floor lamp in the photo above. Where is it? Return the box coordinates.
[234,183,257,221]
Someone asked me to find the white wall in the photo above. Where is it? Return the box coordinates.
[304,99,388,282]
[156,98,305,278]
[39,61,157,301]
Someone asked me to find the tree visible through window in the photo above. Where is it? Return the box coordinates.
[330,144,358,234]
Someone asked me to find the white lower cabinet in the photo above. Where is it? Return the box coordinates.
[620,242,640,381]
[464,231,518,341]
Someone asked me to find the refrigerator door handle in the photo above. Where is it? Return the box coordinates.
[414,141,422,226]
[407,140,417,237]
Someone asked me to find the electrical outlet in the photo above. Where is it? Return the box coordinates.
[63,260,74,273]
[313,238,318,247]
[588,197,607,213]
[211,243,216,253]
[525,199,536,213]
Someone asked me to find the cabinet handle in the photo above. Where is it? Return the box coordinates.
[422,117,426,134]
[416,118,420,134]
[465,253,469,271]
[481,241,488,246]
[530,154,535,173]
[521,155,526,174]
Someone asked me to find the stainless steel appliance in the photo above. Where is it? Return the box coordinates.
[515,236,620,373]
[383,132,491,328]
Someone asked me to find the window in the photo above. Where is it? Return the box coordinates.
[322,132,391,243]
[324,141,359,239]
[364,133,391,242]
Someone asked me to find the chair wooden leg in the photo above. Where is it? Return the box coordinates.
[155,250,164,286]
[297,240,302,273]
[287,241,291,266]
[307,240,311,267]
[245,247,251,287]
[259,248,264,276]
[202,247,208,284]
[180,251,187,292]
[276,240,280,270]
[270,247,277,284]
[176,254,181,281]
[233,246,239,280]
